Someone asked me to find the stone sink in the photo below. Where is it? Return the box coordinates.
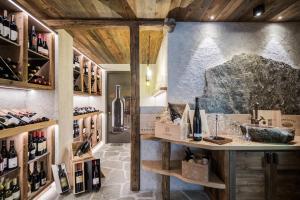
[240,124,295,144]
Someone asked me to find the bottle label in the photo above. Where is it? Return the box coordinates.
[38,143,43,152]
[60,177,68,188]
[38,46,43,54]
[43,141,47,152]
[92,178,99,185]
[0,24,3,36]
[13,190,20,199]
[10,30,18,42]
[35,182,40,190]
[194,132,202,138]
[8,157,17,168]
[3,158,7,168]
[5,196,13,200]
[76,176,83,183]
[3,26,10,38]
[31,149,36,155]
[41,178,46,185]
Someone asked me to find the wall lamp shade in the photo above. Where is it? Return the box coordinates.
[253,4,265,17]
[146,66,152,86]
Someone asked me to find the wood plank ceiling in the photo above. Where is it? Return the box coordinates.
[16,0,300,64]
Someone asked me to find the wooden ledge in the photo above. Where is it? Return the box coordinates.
[73,111,102,120]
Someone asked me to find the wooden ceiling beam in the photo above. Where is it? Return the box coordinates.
[43,19,164,29]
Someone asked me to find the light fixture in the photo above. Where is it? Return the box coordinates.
[253,4,265,17]
[146,34,152,86]
[210,15,215,20]
[278,16,283,20]
[8,0,56,34]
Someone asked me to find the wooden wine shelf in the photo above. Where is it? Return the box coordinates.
[28,152,50,164]
[0,36,20,47]
[73,111,101,120]
[28,49,49,60]
[142,160,226,189]
[0,78,53,90]
[29,180,52,200]
[0,120,57,139]
[0,167,20,179]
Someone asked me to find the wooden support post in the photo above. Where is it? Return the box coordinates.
[130,22,140,191]
[228,151,236,200]
[162,142,171,200]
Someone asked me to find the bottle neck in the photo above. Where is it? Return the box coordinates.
[115,86,120,98]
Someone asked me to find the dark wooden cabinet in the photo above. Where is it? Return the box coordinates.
[235,151,300,200]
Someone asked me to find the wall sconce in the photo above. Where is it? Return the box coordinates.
[146,65,152,86]
[253,4,265,17]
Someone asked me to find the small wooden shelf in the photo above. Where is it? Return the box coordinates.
[0,167,20,179]
[28,49,49,60]
[142,160,225,189]
[28,152,50,164]
[73,111,101,120]
[29,181,52,200]
[0,120,57,139]
[0,36,20,47]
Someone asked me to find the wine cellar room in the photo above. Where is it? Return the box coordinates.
[0,0,300,200]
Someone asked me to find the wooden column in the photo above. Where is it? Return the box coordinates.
[162,142,171,200]
[130,22,140,191]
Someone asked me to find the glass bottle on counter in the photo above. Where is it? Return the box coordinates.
[112,85,124,133]
[193,97,202,141]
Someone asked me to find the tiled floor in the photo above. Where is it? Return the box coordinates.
[39,143,209,200]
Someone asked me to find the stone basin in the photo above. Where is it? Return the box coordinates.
[240,124,295,144]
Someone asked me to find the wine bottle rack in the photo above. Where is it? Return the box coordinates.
[73,48,102,96]
[0,2,55,90]
[0,120,56,200]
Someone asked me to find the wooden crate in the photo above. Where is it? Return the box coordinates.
[155,122,182,140]
[182,160,209,182]
[71,141,94,163]
[72,162,85,194]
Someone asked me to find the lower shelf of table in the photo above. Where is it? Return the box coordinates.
[142,160,225,189]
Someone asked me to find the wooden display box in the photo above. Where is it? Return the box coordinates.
[155,122,182,140]
[72,162,85,195]
[71,141,93,163]
[182,160,209,182]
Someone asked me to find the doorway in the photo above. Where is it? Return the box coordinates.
[106,71,131,143]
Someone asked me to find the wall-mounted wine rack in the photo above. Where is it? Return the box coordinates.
[0,2,55,90]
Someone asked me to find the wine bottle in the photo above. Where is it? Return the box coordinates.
[0,142,7,170]
[9,15,18,43]
[11,178,20,200]
[75,164,83,193]
[4,181,12,200]
[28,133,35,160]
[29,26,37,51]
[58,165,69,193]
[0,14,3,37]
[193,97,202,141]
[36,131,43,156]
[7,140,18,170]
[0,114,19,128]
[39,161,46,186]
[31,161,40,192]
[0,153,4,175]
[92,160,100,191]
[32,131,37,156]
[42,35,49,56]
[27,168,32,197]
[37,34,43,54]
[75,140,90,157]
[112,85,124,132]
[41,132,47,154]
[2,10,10,39]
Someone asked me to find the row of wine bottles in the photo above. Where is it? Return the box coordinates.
[73,107,99,116]
[0,10,18,43]
[0,177,20,200]
[0,109,49,130]
[29,26,49,57]
[28,160,47,196]
[74,160,100,194]
[0,140,18,174]
[28,131,47,161]
[0,56,20,81]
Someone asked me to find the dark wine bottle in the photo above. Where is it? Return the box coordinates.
[41,132,47,154]
[58,165,69,193]
[75,141,90,157]
[30,26,37,51]
[2,10,10,39]
[31,161,40,192]
[27,168,32,197]
[11,178,20,200]
[112,85,124,132]
[28,133,36,160]
[7,140,18,170]
[193,97,202,141]
[0,141,7,170]
[9,15,18,42]
[75,164,83,193]
[0,14,3,37]
[0,153,4,175]
[4,181,12,200]
[92,160,100,191]
[32,132,37,156]
[39,161,46,186]
[37,34,43,55]
[42,35,49,56]
[36,131,43,156]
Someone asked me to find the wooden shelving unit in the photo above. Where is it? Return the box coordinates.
[0,2,55,90]
[73,48,102,96]
[73,112,102,148]
[0,120,56,200]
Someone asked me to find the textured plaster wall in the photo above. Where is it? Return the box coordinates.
[168,22,300,104]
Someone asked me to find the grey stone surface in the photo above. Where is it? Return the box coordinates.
[199,54,300,114]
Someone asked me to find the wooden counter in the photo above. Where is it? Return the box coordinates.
[141,134,300,151]
[141,133,300,200]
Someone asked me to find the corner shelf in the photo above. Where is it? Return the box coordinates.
[0,120,57,139]
[142,160,225,189]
